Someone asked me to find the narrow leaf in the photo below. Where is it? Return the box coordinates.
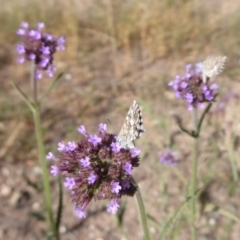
[205,204,240,223]
[173,114,195,138]
[40,72,64,102]
[11,81,35,112]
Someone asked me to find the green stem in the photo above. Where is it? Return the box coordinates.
[31,62,37,103]
[190,108,198,240]
[33,106,56,237]
[133,179,152,240]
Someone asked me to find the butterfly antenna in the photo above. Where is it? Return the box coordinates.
[106,118,117,133]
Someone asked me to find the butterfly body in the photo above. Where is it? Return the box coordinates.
[117,100,145,149]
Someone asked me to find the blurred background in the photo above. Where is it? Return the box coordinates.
[1,0,240,239]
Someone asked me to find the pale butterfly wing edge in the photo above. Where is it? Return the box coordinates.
[200,56,227,83]
[117,100,145,149]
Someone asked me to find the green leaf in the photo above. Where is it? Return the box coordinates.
[40,72,64,103]
[11,81,35,112]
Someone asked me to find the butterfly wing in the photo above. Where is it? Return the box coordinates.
[200,56,227,83]
[117,100,145,149]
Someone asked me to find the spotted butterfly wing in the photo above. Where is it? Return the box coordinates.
[117,100,145,149]
[199,56,227,83]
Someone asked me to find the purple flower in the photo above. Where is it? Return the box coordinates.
[16,22,65,79]
[64,177,75,190]
[124,162,132,175]
[80,156,90,168]
[121,180,130,190]
[46,152,55,161]
[159,149,178,166]
[185,93,194,103]
[16,44,25,54]
[130,148,141,158]
[49,123,140,218]
[111,142,121,153]
[78,125,86,135]
[65,141,77,151]
[111,181,122,194]
[98,123,107,133]
[16,29,25,36]
[47,65,56,78]
[50,165,59,176]
[35,70,42,80]
[88,135,102,147]
[17,56,25,63]
[21,22,29,29]
[29,53,36,60]
[38,22,45,30]
[57,142,65,152]
[107,199,120,214]
[168,60,223,109]
[88,172,98,185]
[74,202,88,219]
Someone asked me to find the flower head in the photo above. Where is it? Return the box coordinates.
[50,123,141,218]
[16,22,65,79]
[159,149,179,166]
[168,58,226,110]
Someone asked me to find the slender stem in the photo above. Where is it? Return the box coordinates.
[133,179,152,240]
[33,106,56,237]
[30,64,56,238]
[190,108,198,240]
[31,62,38,103]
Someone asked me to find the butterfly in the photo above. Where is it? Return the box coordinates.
[199,56,227,83]
[117,100,145,149]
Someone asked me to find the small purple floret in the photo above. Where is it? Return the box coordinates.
[88,172,98,185]
[78,125,86,135]
[88,135,102,147]
[111,181,122,194]
[124,162,132,175]
[98,123,107,133]
[50,165,59,176]
[46,152,55,161]
[107,199,120,214]
[57,142,65,152]
[64,177,75,190]
[65,141,77,151]
[130,148,141,158]
[80,156,91,168]
[111,142,121,153]
[159,149,178,166]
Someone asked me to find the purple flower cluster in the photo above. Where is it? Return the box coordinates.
[159,149,178,166]
[48,123,141,218]
[168,64,219,110]
[16,22,65,79]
